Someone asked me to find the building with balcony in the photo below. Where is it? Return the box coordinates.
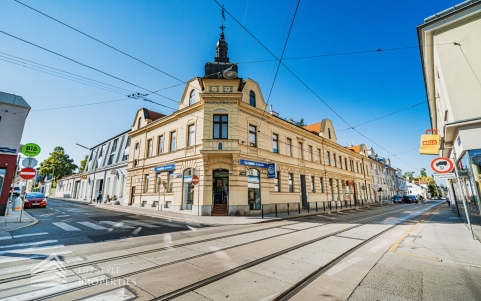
[124,29,376,216]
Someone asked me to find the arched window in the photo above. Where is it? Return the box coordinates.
[138,117,142,129]
[218,142,223,150]
[189,90,196,106]
[182,169,194,210]
[249,91,256,107]
[328,128,331,139]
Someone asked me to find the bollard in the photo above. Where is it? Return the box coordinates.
[307,203,310,213]
[341,201,343,209]
[287,203,290,215]
[335,201,338,210]
[329,201,332,210]
[350,200,352,208]
[261,204,264,219]
[275,204,278,217]
[298,203,301,214]
[323,202,326,211]
[316,202,318,212]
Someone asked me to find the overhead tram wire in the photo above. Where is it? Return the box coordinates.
[15,1,417,167]
[214,1,417,169]
[258,0,300,131]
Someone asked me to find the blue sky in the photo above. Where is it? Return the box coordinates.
[0,0,461,177]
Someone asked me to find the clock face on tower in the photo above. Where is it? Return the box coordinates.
[210,86,219,92]
[223,86,232,92]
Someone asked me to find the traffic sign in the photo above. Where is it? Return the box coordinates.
[22,157,38,168]
[19,167,36,180]
[22,143,41,157]
[192,175,199,185]
[434,173,456,180]
[431,157,454,174]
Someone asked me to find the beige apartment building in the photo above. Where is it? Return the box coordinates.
[125,30,374,216]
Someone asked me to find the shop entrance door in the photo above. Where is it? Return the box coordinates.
[213,170,229,204]
[300,175,308,208]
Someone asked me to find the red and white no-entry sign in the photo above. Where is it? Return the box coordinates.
[431,157,454,174]
[192,175,199,185]
[19,167,37,180]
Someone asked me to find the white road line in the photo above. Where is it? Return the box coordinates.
[147,220,186,229]
[121,220,159,228]
[80,287,136,301]
[181,227,218,233]
[64,256,85,264]
[52,222,81,231]
[1,279,81,301]
[0,240,58,249]
[368,242,389,253]
[0,244,65,255]
[77,222,108,230]
[0,235,12,241]
[0,250,72,264]
[57,215,70,217]
[100,221,134,229]
[326,257,363,276]
[12,232,50,239]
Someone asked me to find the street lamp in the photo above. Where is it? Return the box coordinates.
[76,143,97,204]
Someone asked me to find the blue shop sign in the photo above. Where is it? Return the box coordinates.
[267,163,277,178]
[154,164,175,172]
[240,159,268,168]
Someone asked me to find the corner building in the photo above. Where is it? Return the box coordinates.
[125,30,374,215]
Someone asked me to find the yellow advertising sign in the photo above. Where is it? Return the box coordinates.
[419,129,440,155]
[81,174,88,180]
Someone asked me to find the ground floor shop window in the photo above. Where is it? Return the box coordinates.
[288,173,294,192]
[182,169,194,210]
[0,168,6,197]
[248,169,261,210]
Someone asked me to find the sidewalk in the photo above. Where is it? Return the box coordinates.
[49,196,393,226]
[0,205,37,237]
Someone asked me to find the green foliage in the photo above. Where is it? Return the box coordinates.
[39,146,78,181]
[403,171,414,180]
[297,118,306,127]
[79,155,88,172]
[420,168,428,177]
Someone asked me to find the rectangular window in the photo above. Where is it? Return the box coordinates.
[339,156,342,169]
[249,125,257,147]
[274,172,280,192]
[320,177,324,193]
[308,146,313,161]
[327,151,331,165]
[333,154,337,167]
[158,135,164,154]
[288,173,294,192]
[311,176,315,192]
[213,115,228,139]
[170,132,176,152]
[298,142,303,159]
[287,138,292,157]
[167,171,174,193]
[147,139,153,157]
[188,124,195,146]
[111,138,118,152]
[155,173,161,193]
[272,134,279,153]
[144,174,149,193]
[317,149,321,163]
[108,153,115,165]
[345,158,348,170]
[356,162,359,173]
[350,160,354,171]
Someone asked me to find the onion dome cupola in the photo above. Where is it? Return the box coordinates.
[204,7,238,79]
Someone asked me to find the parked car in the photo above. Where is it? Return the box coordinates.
[406,195,418,203]
[402,195,410,203]
[392,195,404,203]
[23,192,47,208]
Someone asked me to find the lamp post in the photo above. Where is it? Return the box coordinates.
[76,143,97,204]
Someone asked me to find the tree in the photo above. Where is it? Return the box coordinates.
[297,118,306,127]
[403,171,414,181]
[420,168,427,177]
[79,155,88,172]
[39,146,78,182]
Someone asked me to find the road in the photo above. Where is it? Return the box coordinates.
[0,200,478,301]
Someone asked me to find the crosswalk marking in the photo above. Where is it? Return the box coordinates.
[100,221,134,229]
[121,220,159,228]
[12,232,49,239]
[52,222,81,231]
[0,244,65,256]
[77,222,108,230]
[0,250,72,264]
[0,240,58,250]
[147,220,186,229]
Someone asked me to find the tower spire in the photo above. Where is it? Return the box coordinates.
[220,5,226,33]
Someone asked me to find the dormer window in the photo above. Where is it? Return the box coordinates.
[189,90,196,106]
[249,91,256,107]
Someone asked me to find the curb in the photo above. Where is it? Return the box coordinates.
[0,210,39,232]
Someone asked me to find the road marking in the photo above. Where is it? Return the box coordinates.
[148,220,186,229]
[121,220,159,228]
[64,256,85,264]
[80,287,136,301]
[326,257,363,276]
[77,222,108,230]
[0,250,72,264]
[368,241,389,253]
[0,240,59,249]
[57,215,70,217]
[181,227,218,233]
[0,244,65,255]
[1,279,81,301]
[52,222,81,231]
[396,250,442,262]
[100,221,134,229]
[12,232,50,238]
[449,217,459,219]
[0,235,12,241]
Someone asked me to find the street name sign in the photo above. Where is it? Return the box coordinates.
[434,173,456,180]
[19,167,36,180]
[22,157,38,168]
[22,143,41,157]
[431,157,454,174]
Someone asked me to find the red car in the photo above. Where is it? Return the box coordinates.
[24,193,47,208]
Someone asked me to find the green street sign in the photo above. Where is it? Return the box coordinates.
[22,143,41,157]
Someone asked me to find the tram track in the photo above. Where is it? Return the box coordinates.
[21,204,421,301]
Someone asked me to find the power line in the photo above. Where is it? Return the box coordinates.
[30,98,129,112]
[455,42,481,89]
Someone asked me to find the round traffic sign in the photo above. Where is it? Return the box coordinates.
[19,167,37,180]
[431,157,454,174]
[22,143,41,157]
[192,175,199,185]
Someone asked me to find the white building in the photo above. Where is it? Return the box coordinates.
[395,169,408,195]
[407,182,428,198]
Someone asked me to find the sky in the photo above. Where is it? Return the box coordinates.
[0,0,463,177]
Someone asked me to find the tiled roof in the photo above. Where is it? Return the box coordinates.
[144,109,166,121]
[303,122,322,134]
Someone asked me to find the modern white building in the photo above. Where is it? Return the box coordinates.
[395,169,408,195]
[407,182,428,198]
